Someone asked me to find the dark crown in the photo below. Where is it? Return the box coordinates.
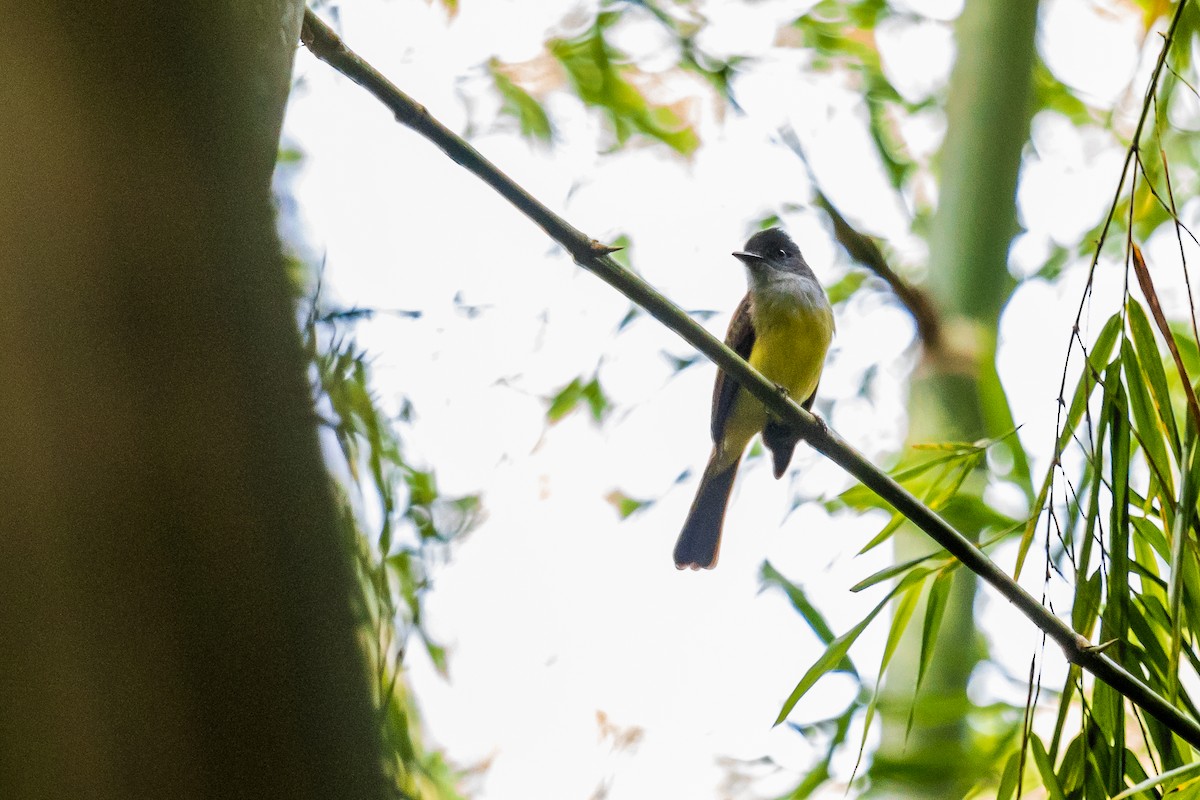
[743,227,801,259]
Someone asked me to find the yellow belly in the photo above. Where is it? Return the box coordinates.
[716,304,831,465]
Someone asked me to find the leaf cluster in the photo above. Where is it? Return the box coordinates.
[298,262,480,799]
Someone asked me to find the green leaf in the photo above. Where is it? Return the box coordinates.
[1128,297,1181,455]
[836,449,976,509]
[915,569,953,698]
[865,577,924,761]
[937,492,1019,535]
[855,510,906,555]
[605,489,652,519]
[1030,735,1067,800]
[420,629,449,678]
[1032,59,1095,124]
[845,571,928,786]
[761,561,858,677]
[996,749,1022,800]
[1113,760,1200,799]
[850,557,937,593]
[1121,338,1175,498]
[1071,569,1102,639]
[405,468,437,507]
[547,16,699,155]
[1057,731,1087,794]
[1170,435,1200,699]
[881,578,923,678]
[1131,514,1171,562]
[547,375,609,424]
[774,569,926,726]
[546,377,583,423]
[489,60,553,142]
[823,270,867,305]
[923,458,980,511]
[581,376,610,422]
[774,605,882,726]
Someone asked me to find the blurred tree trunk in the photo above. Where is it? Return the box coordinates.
[867,0,1039,794]
[0,5,386,800]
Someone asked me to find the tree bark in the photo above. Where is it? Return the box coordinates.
[0,4,385,799]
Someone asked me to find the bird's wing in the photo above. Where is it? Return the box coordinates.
[711,292,755,444]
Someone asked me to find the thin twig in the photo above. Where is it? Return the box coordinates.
[815,193,943,349]
[299,7,1200,749]
[1049,0,1191,469]
[777,127,943,348]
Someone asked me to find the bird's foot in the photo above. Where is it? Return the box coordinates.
[808,411,829,438]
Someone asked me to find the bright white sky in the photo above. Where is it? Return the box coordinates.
[280,1,1192,797]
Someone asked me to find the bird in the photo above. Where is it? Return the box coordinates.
[674,228,834,570]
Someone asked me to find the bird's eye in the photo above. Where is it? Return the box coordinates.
[777,248,787,257]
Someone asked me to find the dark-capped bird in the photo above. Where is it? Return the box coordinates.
[674,228,834,570]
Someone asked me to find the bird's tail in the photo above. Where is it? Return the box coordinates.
[674,451,739,570]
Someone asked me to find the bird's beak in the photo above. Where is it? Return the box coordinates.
[732,251,764,265]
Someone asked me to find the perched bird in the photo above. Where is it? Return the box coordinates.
[674,228,834,570]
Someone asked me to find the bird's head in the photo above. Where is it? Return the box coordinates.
[732,228,806,274]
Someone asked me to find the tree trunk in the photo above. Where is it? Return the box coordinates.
[0,4,386,799]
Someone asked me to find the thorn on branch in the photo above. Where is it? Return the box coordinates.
[1083,639,1119,655]
[590,240,624,255]
[1061,633,1094,663]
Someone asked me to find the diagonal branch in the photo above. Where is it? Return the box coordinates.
[298,8,1200,749]
[814,192,943,349]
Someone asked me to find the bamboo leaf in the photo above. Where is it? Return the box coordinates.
[852,579,924,782]
[856,510,906,555]
[916,569,953,693]
[882,579,924,677]
[1128,297,1181,455]
[925,458,981,510]
[774,604,883,726]
[1057,732,1086,795]
[760,561,858,678]
[1122,338,1176,499]
[1169,434,1200,699]
[1105,366,1133,642]
[1112,760,1200,799]
[1131,514,1171,562]
[836,451,967,509]
[1031,734,1068,800]
[1072,569,1103,640]
[850,559,937,594]
[905,568,953,738]
[996,750,1022,800]
[774,570,927,726]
